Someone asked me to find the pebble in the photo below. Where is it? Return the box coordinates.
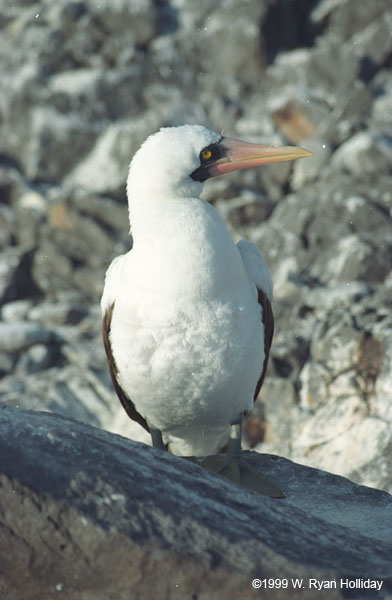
[0,322,53,354]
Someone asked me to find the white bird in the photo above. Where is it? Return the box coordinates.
[101,124,311,495]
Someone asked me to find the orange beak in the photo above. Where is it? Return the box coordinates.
[209,137,312,177]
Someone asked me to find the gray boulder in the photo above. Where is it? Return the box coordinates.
[0,403,391,600]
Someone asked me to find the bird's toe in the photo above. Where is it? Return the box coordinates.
[202,454,285,497]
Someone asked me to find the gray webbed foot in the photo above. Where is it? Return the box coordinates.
[201,416,285,498]
[148,417,285,497]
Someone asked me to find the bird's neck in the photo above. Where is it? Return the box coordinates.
[128,194,211,245]
[127,194,246,298]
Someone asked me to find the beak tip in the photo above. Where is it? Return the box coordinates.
[299,148,313,159]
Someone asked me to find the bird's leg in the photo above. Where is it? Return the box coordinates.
[227,414,242,459]
[147,421,199,461]
[147,420,166,450]
[202,414,285,498]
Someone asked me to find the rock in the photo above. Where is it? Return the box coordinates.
[298,360,330,410]
[256,377,298,444]
[321,233,390,284]
[292,412,392,493]
[68,191,129,235]
[291,137,331,189]
[305,281,370,313]
[64,116,161,196]
[49,66,145,121]
[0,321,56,354]
[27,196,119,299]
[1,403,392,600]
[272,101,317,143]
[1,299,33,322]
[0,248,27,304]
[372,75,392,135]
[0,364,109,426]
[85,0,156,46]
[10,105,95,183]
[311,315,361,374]
[0,352,15,376]
[27,300,89,327]
[374,331,392,420]
[331,132,392,177]
[14,343,58,374]
[196,0,267,86]
[312,0,392,43]
[0,173,16,247]
[13,186,48,248]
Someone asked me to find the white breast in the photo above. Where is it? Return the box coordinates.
[103,198,265,456]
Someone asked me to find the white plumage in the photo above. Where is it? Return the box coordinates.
[101,124,309,460]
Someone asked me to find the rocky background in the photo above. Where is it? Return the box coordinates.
[0,0,391,493]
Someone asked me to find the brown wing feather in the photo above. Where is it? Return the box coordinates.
[253,288,274,401]
[102,302,149,432]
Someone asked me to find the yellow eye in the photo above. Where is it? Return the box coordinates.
[201,149,212,160]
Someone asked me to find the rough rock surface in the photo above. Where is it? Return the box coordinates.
[0,0,392,497]
[1,404,392,600]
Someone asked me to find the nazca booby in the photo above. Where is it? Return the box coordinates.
[102,124,311,496]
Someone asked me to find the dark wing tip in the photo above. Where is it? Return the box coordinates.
[102,302,150,432]
[254,289,274,401]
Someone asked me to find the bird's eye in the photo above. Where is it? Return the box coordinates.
[201,149,212,161]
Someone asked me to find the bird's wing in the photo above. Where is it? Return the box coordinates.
[253,287,274,399]
[101,255,125,315]
[237,240,273,301]
[237,240,274,400]
[101,256,149,432]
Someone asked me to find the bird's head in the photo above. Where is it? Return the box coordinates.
[127,124,311,200]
